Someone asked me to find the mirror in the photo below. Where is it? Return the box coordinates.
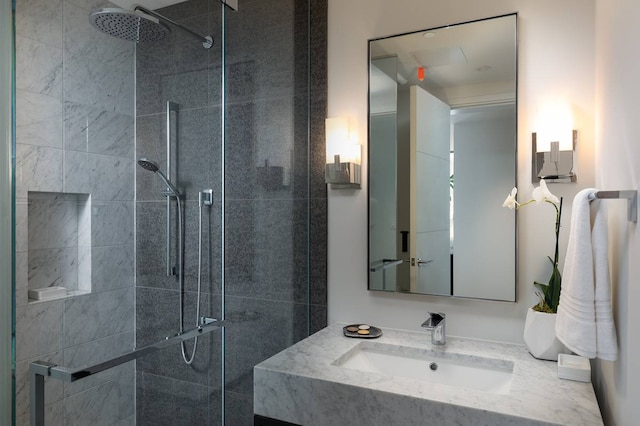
[368,14,517,301]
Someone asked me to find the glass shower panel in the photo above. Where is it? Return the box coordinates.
[135,1,225,425]
[222,0,327,422]
[1,0,16,423]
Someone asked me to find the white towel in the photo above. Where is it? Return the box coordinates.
[555,189,618,360]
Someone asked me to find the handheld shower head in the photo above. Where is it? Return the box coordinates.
[137,158,180,196]
[137,158,160,172]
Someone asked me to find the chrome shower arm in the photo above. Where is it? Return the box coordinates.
[134,5,213,48]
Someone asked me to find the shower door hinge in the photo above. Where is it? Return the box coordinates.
[221,0,238,11]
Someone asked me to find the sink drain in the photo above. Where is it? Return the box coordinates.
[428,362,438,371]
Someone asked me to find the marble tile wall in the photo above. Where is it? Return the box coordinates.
[134,0,327,424]
[14,0,135,424]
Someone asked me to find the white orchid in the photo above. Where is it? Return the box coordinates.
[502,179,563,313]
[504,180,560,211]
[502,187,518,209]
[531,179,560,205]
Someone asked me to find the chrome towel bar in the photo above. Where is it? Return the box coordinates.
[588,190,637,222]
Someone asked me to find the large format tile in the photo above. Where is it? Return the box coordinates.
[135,113,168,202]
[64,101,134,157]
[224,391,253,426]
[91,201,134,246]
[63,372,135,426]
[14,350,64,417]
[15,299,64,361]
[136,288,221,385]
[27,247,78,291]
[15,35,63,98]
[136,372,219,426]
[64,0,134,64]
[64,151,134,201]
[223,296,308,395]
[63,287,134,347]
[15,0,63,48]
[63,331,134,397]
[225,199,309,303]
[91,244,134,292]
[225,97,298,199]
[135,201,179,290]
[16,90,63,148]
[63,51,134,116]
[15,400,63,426]
[16,144,63,198]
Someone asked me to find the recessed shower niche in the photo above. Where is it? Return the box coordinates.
[27,191,92,302]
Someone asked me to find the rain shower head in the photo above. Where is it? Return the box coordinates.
[89,6,213,48]
[89,8,170,43]
[137,158,181,196]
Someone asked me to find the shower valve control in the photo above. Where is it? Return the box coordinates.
[200,189,213,206]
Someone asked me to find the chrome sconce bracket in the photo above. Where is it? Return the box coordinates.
[325,154,361,189]
[532,130,578,183]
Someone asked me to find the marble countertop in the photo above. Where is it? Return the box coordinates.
[254,323,603,426]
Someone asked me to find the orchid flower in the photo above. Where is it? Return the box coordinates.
[502,179,564,313]
[502,187,518,209]
[531,179,560,205]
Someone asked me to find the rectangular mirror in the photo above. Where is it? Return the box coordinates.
[368,14,517,301]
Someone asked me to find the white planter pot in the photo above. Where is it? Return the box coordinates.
[523,308,568,361]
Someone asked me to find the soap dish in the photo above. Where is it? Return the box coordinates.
[557,353,591,382]
[28,286,67,300]
[342,324,382,339]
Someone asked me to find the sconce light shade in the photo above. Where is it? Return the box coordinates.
[532,130,577,183]
[325,117,361,189]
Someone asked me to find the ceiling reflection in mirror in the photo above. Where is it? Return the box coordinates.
[368,14,517,301]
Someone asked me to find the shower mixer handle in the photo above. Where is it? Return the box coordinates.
[199,189,213,207]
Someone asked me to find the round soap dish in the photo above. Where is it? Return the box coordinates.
[342,324,382,339]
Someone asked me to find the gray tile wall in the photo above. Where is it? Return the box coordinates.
[14,0,135,424]
[135,0,327,425]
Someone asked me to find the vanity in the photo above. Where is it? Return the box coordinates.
[254,324,603,425]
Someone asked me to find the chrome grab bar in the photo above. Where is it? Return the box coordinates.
[29,319,225,426]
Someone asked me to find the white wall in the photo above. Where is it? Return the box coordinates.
[593,0,640,424]
[327,0,596,343]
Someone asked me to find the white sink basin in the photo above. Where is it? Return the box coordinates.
[332,342,514,394]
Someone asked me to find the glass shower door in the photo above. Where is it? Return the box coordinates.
[1,0,16,423]
[222,0,327,422]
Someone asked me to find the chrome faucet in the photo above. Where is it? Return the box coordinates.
[421,312,446,345]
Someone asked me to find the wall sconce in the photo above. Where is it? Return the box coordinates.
[325,117,361,189]
[532,130,577,183]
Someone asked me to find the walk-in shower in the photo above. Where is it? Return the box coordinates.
[89,5,214,48]
[12,0,326,422]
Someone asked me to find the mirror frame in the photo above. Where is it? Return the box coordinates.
[366,13,519,301]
